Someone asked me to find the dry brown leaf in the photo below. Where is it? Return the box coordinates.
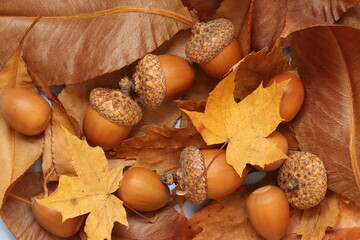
[233,38,293,100]
[297,192,340,240]
[38,127,127,240]
[0,1,196,85]
[183,69,218,102]
[0,45,44,208]
[290,25,360,204]
[0,173,79,240]
[112,117,207,174]
[181,0,221,22]
[213,0,254,55]
[182,68,288,176]
[251,0,358,51]
[112,206,181,240]
[337,2,360,29]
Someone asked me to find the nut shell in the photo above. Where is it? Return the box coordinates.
[277,151,327,209]
[133,54,166,110]
[177,146,207,204]
[89,87,142,126]
[185,18,234,64]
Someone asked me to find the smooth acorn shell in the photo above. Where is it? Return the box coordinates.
[117,167,170,212]
[157,54,195,102]
[83,106,132,150]
[246,185,290,240]
[200,38,242,79]
[0,88,51,136]
[33,193,85,237]
[253,131,288,172]
[267,71,304,122]
[202,149,248,199]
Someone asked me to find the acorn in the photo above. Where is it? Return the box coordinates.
[185,18,243,79]
[253,131,288,172]
[246,185,290,240]
[161,146,249,204]
[0,88,51,136]
[33,192,85,237]
[266,70,304,122]
[83,87,142,150]
[277,151,327,209]
[117,167,170,212]
[132,54,195,110]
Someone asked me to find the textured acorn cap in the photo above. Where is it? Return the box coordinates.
[89,87,142,127]
[185,18,235,64]
[277,151,327,209]
[177,146,207,204]
[132,54,166,110]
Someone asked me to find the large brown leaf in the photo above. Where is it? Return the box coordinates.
[0,46,44,208]
[0,1,195,85]
[290,25,360,203]
[0,173,79,240]
[251,0,358,51]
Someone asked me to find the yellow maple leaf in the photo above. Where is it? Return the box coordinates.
[182,68,288,176]
[37,127,128,240]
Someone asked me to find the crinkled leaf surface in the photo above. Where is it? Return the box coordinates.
[251,0,358,50]
[337,2,360,29]
[0,0,195,85]
[0,46,44,208]
[38,127,127,240]
[113,117,207,174]
[291,25,360,204]
[182,68,288,176]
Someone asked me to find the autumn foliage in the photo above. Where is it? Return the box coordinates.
[0,1,360,240]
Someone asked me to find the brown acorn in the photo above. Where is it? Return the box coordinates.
[277,151,327,209]
[83,87,142,150]
[161,146,249,204]
[0,88,51,136]
[185,18,243,79]
[132,53,195,110]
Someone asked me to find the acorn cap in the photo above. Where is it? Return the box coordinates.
[185,18,235,64]
[132,54,166,110]
[177,146,207,204]
[89,87,142,127]
[277,151,327,209]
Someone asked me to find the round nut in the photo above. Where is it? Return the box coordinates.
[177,146,207,204]
[277,151,327,209]
[185,18,234,64]
[132,54,166,110]
[89,87,142,126]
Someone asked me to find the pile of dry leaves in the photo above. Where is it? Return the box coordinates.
[0,0,360,239]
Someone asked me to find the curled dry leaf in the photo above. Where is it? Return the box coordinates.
[38,127,127,240]
[337,2,360,29]
[181,0,221,22]
[233,38,293,100]
[251,0,359,50]
[112,116,207,174]
[112,206,181,240]
[182,68,288,177]
[0,46,44,208]
[290,25,360,204]
[0,173,79,240]
[0,0,196,85]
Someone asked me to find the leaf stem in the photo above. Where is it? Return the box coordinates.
[176,140,229,196]
[6,192,32,206]
[43,167,56,197]
[45,6,195,27]
[123,203,159,223]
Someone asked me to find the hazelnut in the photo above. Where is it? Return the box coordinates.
[277,151,327,209]
[185,18,243,79]
[83,87,142,150]
[132,54,195,110]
